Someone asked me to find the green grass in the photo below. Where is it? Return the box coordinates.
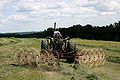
[72,38,120,51]
[0,38,120,80]
[0,38,21,47]
[72,38,120,56]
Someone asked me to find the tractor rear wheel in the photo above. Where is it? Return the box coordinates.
[41,40,49,52]
[66,41,76,63]
[67,41,76,52]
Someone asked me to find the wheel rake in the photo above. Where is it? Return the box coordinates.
[75,48,106,68]
[13,47,106,69]
[12,22,107,69]
[14,48,38,66]
[13,48,59,70]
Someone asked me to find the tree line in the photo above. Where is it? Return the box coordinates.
[0,21,120,41]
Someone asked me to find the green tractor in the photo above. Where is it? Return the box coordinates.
[41,25,77,63]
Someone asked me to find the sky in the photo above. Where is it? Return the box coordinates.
[0,0,120,33]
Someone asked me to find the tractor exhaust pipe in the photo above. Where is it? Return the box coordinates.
[54,22,56,31]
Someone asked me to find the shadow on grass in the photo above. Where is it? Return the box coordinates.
[9,64,19,66]
[9,63,32,69]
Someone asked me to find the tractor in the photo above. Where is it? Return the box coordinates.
[13,22,106,69]
[41,22,77,63]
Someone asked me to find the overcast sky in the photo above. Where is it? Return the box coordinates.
[0,0,120,33]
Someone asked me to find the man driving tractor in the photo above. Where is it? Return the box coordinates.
[53,31,62,39]
[52,31,63,50]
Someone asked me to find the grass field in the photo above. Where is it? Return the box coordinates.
[0,38,120,80]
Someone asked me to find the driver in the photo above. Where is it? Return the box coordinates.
[53,31,62,39]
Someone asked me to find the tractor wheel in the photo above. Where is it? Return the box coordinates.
[41,40,49,52]
[66,57,74,63]
[67,41,76,52]
[66,41,76,63]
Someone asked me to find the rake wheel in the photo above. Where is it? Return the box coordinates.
[27,53,33,66]
[14,48,24,64]
[20,48,30,64]
[35,54,41,67]
[94,49,102,67]
[99,49,106,65]
[21,52,29,64]
[76,48,106,68]
[78,50,90,67]
[89,48,106,67]
[47,54,59,70]
[27,53,37,67]
[36,54,48,68]
[87,50,94,67]
[91,49,99,67]
[31,54,37,67]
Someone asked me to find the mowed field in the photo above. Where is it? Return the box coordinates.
[0,38,120,80]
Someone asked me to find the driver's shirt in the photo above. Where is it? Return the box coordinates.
[54,31,59,37]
